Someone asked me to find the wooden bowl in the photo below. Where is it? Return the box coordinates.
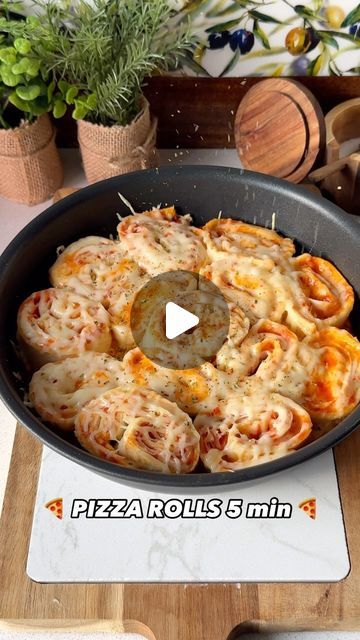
[326,98,360,164]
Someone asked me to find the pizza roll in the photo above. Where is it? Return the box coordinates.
[117,209,207,276]
[29,352,127,431]
[50,236,145,308]
[202,218,295,262]
[75,386,200,474]
[219,318,302,380]
[195,393,312,472]
[282,254,355,337]
[17,288,111,370]
[201,256,286,324]
[302,327,360,421]
[122,348,232,415]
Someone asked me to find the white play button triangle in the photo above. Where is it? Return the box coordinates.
[165,302,199,340]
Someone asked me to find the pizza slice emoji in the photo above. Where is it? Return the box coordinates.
[298,497,316,520]
[45,498,63,520]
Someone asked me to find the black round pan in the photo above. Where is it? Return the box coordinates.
[0,166,359,491]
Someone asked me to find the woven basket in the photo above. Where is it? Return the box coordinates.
[77,98,158,184]
[0,114,63,206]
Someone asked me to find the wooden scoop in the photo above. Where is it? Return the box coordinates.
[308,153,360,215]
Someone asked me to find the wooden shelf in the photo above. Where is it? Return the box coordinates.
[56,76,360,150]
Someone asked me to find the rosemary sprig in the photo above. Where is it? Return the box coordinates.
[31,0,192,126]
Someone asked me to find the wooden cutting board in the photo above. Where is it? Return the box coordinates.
[0,424,360,639]
[234,79,326,183]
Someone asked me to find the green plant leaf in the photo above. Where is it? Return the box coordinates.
[317,31,339,49]
[65,86,78,104]
[341,4,360,27]
[320,29,360,44]
[58,79,71,96]
[26,15,40,27]
[32,95,51,116]
[220,48,240,77]
[11,58,29,75]
[184,51,212,76]
[293,5,321,20]
[307,53,325,76]
[47,79,56,102]
[25,59,41,78]
[206,19,240,33]
[329,60,341,76]
[53,99,67,118]
[248,9,282,24]
[253,19,270,49]
[193,42,207,64]
[14,38,31,55]
[72,103,89,120]
[0,66,20,86]
[85,93,97,109]
[16,84,41,100]
[8,91,30,112]
[0,47,16,64]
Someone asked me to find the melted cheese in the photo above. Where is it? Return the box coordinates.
[50,236,145,307]
[18,204,359,473]
[29,352,127,431]
[302,327,360,420]
[195,393,312,472]
[202,218,295,262]
[17,288,111,369]
[281,254,354,336]
[75,385,199,473]
[117,211,207,276]
[122,348,233,415]
[201,256,288,324]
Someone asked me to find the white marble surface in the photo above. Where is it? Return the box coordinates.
[0,148,356,638]
[27,446,348,583]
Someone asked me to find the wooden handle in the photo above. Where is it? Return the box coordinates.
[308,153,360,183]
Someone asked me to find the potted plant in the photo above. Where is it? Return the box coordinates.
[31,0,190,184]
[0,3,66,205]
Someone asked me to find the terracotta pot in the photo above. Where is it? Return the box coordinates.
[0,114,63,206]
[77,98,158,184]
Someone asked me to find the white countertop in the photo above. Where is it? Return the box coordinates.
[0,148,358,640]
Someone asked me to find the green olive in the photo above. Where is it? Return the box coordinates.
[324,5,345,28]
[285,27,310,55]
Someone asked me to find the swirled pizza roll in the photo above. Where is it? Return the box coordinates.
[302,327,360,421]
[283,254,354,336]
[202,218,295,262]
[50,236,145,308]
[75,386,200,474]
[217,319,304,389]
[195,393,312,472]
[200,256,286,324]
[29,352,127,431]
[122,348,232,415]
[17,288,111,370]
[117,209,207,276]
